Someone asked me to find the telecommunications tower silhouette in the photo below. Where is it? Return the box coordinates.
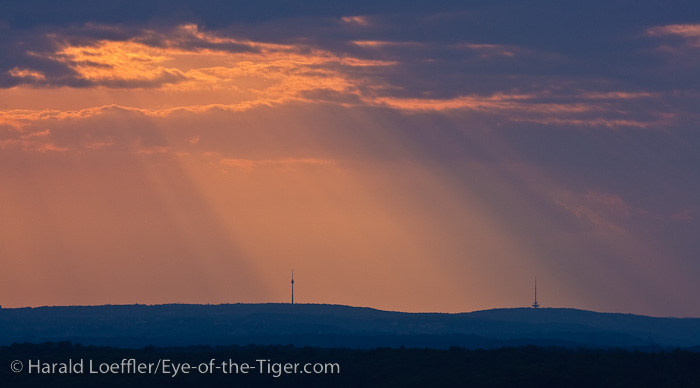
[291,270,295,305]
[532,277,540,308]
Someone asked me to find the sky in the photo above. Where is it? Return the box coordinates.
[1,0,699,317]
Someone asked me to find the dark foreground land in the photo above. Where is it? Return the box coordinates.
[2,342,699,387]
[4,304,700,349]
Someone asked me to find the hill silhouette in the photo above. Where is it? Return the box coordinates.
[1,304,699,349]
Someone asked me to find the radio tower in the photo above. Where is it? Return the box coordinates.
[291,270,295,305]
[532,277,540,308]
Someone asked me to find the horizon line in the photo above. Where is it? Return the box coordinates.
[1,302,695,319]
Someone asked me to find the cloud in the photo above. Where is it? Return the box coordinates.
[645,23,700,79]
[647,24,700,46]
[3,4,699,132]
[8,67,47,81]
[671,207,700,221]
[220,157,337,172]
[0,128,67,152]
[549,189,654,236]
[340,15,370,26]
[583,191,649,218]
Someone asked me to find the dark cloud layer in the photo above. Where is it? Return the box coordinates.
[4,1,700,91]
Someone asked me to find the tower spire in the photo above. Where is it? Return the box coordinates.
[532,276,540,308]
[291,269,294,305]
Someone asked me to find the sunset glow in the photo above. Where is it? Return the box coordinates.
[2,2,699,317]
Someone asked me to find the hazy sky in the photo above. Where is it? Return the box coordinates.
[2,1,699,317]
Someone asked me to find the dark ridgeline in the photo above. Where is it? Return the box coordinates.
[2,304,700,387]
[1,303,700,349]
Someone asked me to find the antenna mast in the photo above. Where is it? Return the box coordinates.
[291,270,295,305]
[532,276,540,308]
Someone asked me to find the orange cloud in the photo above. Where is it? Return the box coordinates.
[84,140,116,150]
[220,157,337,172]
[0,23,672,136]
[8,67,47,81]
[579,91,655,99]
[340,16,370,26]
[648,24,700,45]
[352,40,422,48]
[49,24,392,94]
[366,93,600,119]
[647,24,700,38]
[55,40,187,87]
[515,117,653,129]
[0,128,67,152]
[0,101,278,129]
